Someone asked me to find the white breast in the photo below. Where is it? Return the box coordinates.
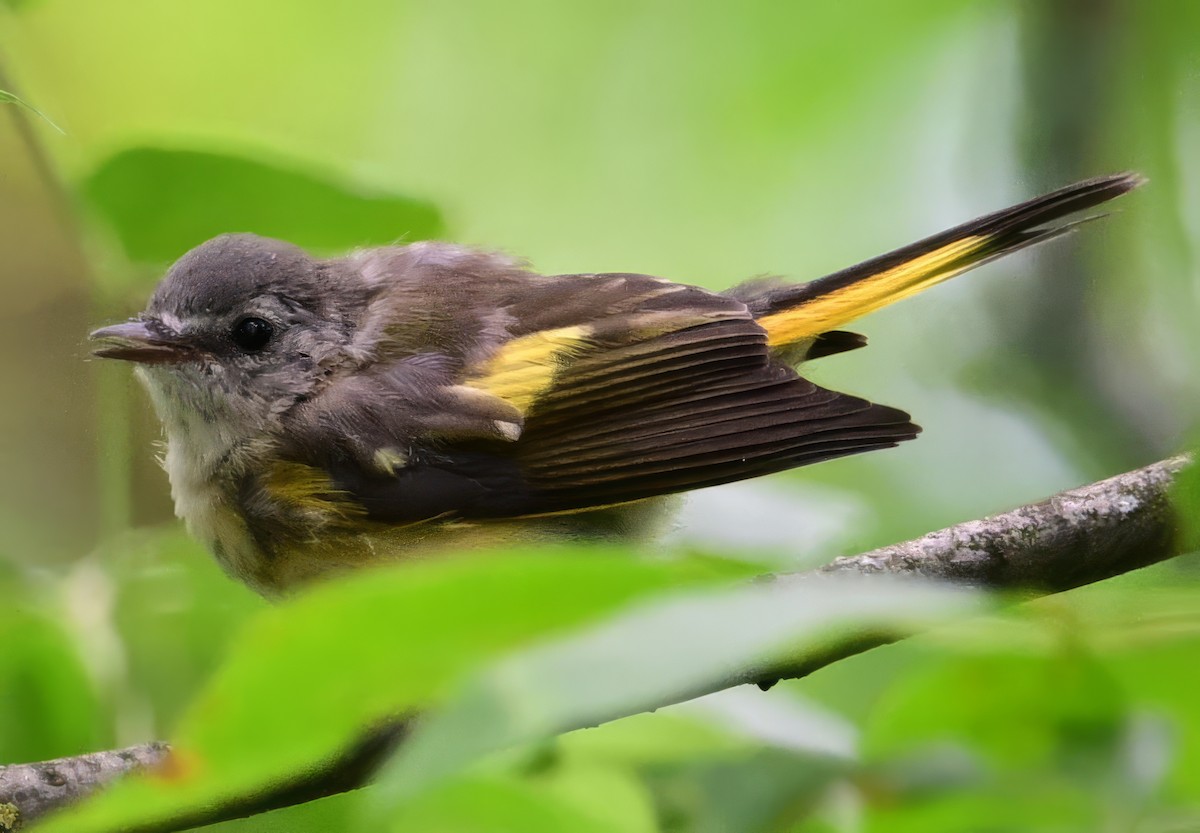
[137,366,275,592]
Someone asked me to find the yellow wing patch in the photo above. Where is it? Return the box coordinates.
[758,236,988,347]
[465,325,594,413]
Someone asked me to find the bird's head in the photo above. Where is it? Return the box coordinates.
[91,234,369,460]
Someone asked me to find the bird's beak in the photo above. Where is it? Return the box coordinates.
[89,320,194,364]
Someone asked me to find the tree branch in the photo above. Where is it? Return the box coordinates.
[759,454,1191,684]
[0,744,169,831]
[821,454,1189,590]
[7,455,1192,830]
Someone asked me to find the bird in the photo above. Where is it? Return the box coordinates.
[91,173,1144,595]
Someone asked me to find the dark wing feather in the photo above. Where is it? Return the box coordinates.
[502,319,916,513]
[330,318,918,522]
[280,270,918,525]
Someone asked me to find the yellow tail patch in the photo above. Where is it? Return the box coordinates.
[758,236,988,347]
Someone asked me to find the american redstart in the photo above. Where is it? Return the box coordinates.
[91,173,1143,595]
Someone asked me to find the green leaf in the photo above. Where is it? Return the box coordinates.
[0,607,106,761]
[865,650,1129,772]
[556,709,758,768]
[1105,635,1200,799]
[387,766,658,833]
[38,549,727,833]
[370,575,981,818]
[646,746,841,833]
[80,146,444,272]
[106,529,264,731]
[556,692,858,831]
[0,87,64,133]
[202,791,362,833]
[861,784,1099,833]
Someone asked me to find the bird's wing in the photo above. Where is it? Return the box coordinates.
[258,274,917,528]
[458,316,918,517]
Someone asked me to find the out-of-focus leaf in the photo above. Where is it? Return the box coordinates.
[1106,638,1200,798]
[0,607,105,761]
[788,636,937,727]
[81,146,444,272]
[647,747,840,833]
[866,650,1128,773]
[861,784,1098,833]
[561,689,855,772]
[106,529,263,731]
[861,743,985,800]
[38,549,731,833]
[0,87,63,133]
[858,643,1181,830]
[557,691,858,832]
[388,766,657,833]
[678,687,857,760]
[203,791,362,833]
[564,709,764,769]
[371,576,980,817]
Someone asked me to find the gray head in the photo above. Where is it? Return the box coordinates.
[91,234,371,458]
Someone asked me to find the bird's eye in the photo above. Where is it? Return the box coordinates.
[230,317,274,351]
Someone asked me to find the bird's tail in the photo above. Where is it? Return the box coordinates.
[748,172,1145,350]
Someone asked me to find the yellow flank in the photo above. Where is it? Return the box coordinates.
[263,461,366,523]
[759,235,989,347]
[465,325,593,412]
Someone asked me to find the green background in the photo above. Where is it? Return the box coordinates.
[1,1,1198,830]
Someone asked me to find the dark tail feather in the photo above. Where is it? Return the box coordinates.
[740,173,1145,339]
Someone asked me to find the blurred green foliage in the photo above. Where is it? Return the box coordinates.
[0,0,1198,831]
[83,147,443,272]
[0,607,106,762]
